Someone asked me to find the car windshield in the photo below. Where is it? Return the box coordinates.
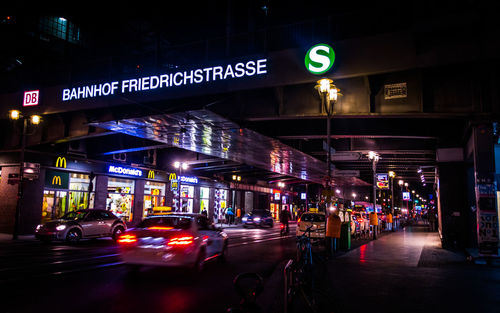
[61,211,87,221]
[301,214,325,222]
[137,216,192,230]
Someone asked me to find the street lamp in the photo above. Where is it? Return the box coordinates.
[315,78,341,213]
[174,161,189,212]
[9,110,43,239]
[367,151,380,239]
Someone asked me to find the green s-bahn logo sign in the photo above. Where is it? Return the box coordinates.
[304,43,335,75]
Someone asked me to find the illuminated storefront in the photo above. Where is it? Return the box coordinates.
[42,170,95,223]
[143,181,166,218]
[107,177,134,222]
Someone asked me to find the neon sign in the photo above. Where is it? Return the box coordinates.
[179,176,198,184]
[108,165,143,177]
[62,58,268,101]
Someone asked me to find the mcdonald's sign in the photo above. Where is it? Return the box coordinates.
[169,173,177,181]
[148,170,155,179]
[45,170,69,189]
[55,157,67,168]
[52,176,62,185]
[169,173,178,191]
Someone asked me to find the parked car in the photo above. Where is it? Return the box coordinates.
[242,210,274,228]
[35,209,126,243]
[296,211,326,239]
[118,213,228,272]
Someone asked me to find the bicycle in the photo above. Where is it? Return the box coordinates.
[284,225,335,313]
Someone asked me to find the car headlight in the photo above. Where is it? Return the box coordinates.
[56,225,67,231]
[36,224,42,231]
[254,217,261,222]
[242,217,248,222]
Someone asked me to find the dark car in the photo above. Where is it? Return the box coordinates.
[242,210,274,228]
[35,209,127,243]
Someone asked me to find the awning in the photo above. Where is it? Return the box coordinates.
[92,109,369,186]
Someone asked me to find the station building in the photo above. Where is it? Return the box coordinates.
[0,5,499,255]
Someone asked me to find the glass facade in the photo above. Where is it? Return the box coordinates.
[200,187,210,215]
[107,178,134,222]
[39,16,80,44]
[42,172,94,222]
[143,181,166,218]
[180,185,194,213]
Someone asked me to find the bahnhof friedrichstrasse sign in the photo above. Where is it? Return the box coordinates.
[62,58,268,102]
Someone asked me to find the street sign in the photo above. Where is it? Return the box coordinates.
[330,152,362,161]
[333,169,360,177]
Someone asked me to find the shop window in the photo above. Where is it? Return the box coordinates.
[180,185,194,213]
[42,172,94,222]
[143,181,166,218]
[215,189,228,222]
[200,187,210,216]
[107,178,134,222]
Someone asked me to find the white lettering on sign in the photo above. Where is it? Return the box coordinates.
[62,58,268,102]
[23,90,40,106]
[108,165,143,177]
[179,176,199,184]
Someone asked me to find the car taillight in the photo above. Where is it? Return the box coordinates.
[167,236,194,246]
[148,226,173,230]
[280,224,284,229]
[117,234,137,244]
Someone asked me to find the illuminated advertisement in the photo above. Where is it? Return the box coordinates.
[179,176,199,184]
[403,192,410,200]
[376,173,389,189]
[62,58,268,101]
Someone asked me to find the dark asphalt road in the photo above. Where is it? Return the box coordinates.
[1,224,297,313]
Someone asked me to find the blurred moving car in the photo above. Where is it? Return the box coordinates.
[242,210,274,228]
[118,213,228,272]
[296,211,326,239]
[35,209,126,243]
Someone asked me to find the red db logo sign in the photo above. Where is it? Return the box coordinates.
[23,90,39,106]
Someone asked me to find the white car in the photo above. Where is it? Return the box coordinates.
[118,213,228,272]
[296,212,326,239]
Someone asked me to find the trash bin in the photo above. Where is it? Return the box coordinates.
[339,222,351,250]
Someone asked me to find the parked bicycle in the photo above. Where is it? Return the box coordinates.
[284,225,335,313]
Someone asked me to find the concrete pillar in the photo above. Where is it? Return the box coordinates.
[93,175,108,210]
[132,179,145,225]
[472,124,499,255]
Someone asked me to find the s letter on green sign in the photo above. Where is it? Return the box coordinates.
[304,43,335,75]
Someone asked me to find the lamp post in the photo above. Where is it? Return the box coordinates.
[367,151,379,240]
[315,79,341,213]
[388,171,396,231]
[9,110,42,240]
[173,161,188,212]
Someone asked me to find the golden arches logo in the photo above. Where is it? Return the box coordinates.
[148,170,155,179]
[56,157,67,168]
[169,173,177,181]
[52,176,62,185]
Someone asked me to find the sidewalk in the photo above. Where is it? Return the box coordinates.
[0,233,35,242]
[326,224,500,313]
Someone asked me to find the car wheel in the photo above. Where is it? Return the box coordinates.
[193,249,206,273]
[269,221,274,228]
[66,228,81,243]
[112,226,125,241]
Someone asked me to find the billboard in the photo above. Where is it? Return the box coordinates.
[376,173,389,189]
